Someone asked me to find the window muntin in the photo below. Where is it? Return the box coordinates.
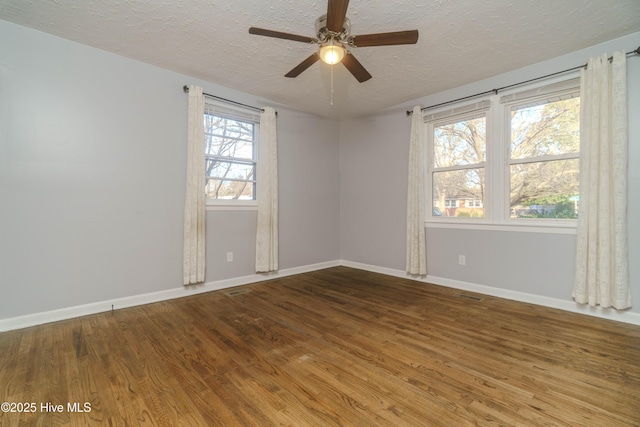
[430,112,486,219]
[508,95,580,219]
[203,107,258,203]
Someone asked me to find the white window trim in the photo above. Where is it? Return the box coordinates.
[425,74,581,232]
[426,221,577,235]
[204,101,260,210]
[426,101,490,224]
[206,200,258,210]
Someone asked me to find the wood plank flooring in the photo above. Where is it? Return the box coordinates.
[1,266,639,426]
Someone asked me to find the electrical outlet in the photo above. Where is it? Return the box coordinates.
[227,252,234,262]
[458,255,466,266]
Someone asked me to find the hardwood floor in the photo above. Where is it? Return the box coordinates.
[1,266,639,426]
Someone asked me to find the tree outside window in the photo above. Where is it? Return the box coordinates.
[426,79,581,225]
[509,96,580,219]
[431,113,486,218]
[204,112,257,201]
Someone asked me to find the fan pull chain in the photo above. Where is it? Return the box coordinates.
[330,65,334,106]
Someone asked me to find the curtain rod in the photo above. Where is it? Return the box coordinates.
[183,85,265,113]
[406,46,640,116]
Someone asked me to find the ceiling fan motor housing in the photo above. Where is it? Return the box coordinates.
[315,14,351,44]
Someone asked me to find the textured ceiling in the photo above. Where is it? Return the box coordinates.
[1,0,639,118]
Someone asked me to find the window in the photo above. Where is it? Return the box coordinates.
[204,103,259,206]
[507,93,580,219]
[426,78,580,228]
[427,101,489,219]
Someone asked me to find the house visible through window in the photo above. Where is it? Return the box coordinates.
[466,199,483,208]
[426,78,580,227]
[204,103,259,205]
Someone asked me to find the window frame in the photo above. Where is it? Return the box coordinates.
[203,101,260,210]
[425,101,491,223]
[424,75,581,233]
[502,80,581,228]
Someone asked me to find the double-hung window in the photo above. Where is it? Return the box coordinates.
[204,102,259,207]
[425,78,581,229]
[427,101,489,219]
[503,81,580,220]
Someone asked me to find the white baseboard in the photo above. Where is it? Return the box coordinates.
[0,260,341,332]
[3,259,638,331]
[340,260,640,326]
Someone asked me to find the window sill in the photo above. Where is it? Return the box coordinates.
[206,201,258,211]
[425,220,577,234]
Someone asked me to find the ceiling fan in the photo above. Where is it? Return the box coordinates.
[248,0,419,83]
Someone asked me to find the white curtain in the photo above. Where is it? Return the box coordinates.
[183,85,206,285]
[406,105,427,275]
[256,107,278,272]
[573,52,631,309]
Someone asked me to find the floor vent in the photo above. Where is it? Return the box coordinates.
[455,293,484,302]
[226,288,252,296]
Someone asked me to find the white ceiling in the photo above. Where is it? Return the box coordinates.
[1,0,639,118]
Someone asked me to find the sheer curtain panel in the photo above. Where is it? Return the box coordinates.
[255,107,279,273]
[183,85,206,285]
[573,52,631,309]
[406,106,427,275]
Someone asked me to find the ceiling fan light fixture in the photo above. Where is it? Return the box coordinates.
[319,40,346,65]
[248,0,419,82]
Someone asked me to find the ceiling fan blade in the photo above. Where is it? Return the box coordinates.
[326,0,349,33]
[285,53,321,78]
[341,53,372,83]
[351,30,419,47]
[249,27,316,44]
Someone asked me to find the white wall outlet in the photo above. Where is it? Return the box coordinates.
[458,255,466,266]
[227,252,233,262]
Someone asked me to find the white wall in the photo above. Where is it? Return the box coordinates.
[339,31,640,317]
[0,20,340,321]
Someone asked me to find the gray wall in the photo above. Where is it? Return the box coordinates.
[339,116,409,270]
[0,20,340,319]
[206,112,341,280]
[339,31,640,314]
[1,18,638,323]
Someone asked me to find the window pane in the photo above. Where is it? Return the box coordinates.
[510,97,579,160]
[203,111,257,202]
[205,179,255,200]
[433,116,486,167]
[204,114,254,160]
[510,159,579,219]
[204,115,254,142]
[206,160,255,181]
[204,135,254,160]
[432,169,485,218]
[205,135,254,160]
